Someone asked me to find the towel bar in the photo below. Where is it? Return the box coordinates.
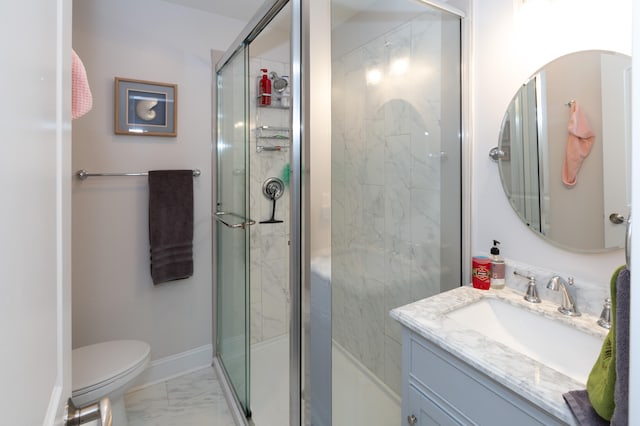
[76,169,201,180]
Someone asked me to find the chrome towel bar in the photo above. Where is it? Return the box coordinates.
[214,211,256,229]
[76,169,201,180]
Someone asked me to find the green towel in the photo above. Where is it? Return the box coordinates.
[587,265,625,420]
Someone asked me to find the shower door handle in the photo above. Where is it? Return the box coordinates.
[214,211,256,229]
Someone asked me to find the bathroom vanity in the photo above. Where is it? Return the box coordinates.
[391,286,608,425]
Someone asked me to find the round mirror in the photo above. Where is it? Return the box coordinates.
[497,50,631,252]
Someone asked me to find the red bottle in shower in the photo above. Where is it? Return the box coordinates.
[259,68,272,106]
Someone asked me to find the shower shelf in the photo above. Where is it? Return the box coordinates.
[255,126,290,142]
[256,144,289,153]
[257,135,289,140]
[256,125,289,132]
[256,99,289,110]
[255,113,289,153]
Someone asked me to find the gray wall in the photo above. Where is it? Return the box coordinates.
[71,0,244,360]
[545,54,604,249]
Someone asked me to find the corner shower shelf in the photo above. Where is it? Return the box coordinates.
[256,144,289,153]
[256,99,290,109]
[256,125,289,134]
[255,126,290,152]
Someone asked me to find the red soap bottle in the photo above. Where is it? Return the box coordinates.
[259,68,272,106]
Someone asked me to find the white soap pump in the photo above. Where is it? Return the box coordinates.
[490,240,505,289]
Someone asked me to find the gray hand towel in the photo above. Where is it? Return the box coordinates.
[611,267,630,425]
[564,266,630,425]
[563,390,609,425]
[148,170,194,285]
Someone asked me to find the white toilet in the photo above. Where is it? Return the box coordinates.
[72,340,150,425]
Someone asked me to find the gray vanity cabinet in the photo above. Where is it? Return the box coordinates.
[407,383,461,425]
[401,329,568,426]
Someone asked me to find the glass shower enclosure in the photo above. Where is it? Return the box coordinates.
[214,1,295,423]
[214,0,464,425]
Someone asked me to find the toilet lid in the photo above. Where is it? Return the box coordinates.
[72,340,150,393]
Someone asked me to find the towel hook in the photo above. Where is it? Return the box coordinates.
[565,100,575,107]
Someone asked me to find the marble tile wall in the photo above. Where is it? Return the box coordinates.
[503,258,612,318]
[331,13,446,395]
[249,58,291,344]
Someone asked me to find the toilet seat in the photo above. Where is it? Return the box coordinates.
[72,340,150,400]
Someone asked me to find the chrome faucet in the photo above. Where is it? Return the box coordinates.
[546,275,581,316]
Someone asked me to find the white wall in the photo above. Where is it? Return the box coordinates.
[472,0,631,286]
[2,0,72,422]
[71,0,244,360]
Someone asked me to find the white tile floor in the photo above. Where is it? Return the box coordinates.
[125,338,400,426]
[125,367,236,426]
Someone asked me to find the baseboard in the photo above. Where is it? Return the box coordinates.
[128,344,213,391]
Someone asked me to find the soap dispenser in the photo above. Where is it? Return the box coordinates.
[490,240,505,289]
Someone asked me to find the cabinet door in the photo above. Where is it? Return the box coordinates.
[407,384,464,426]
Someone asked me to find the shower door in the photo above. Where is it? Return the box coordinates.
[215,45,252,416]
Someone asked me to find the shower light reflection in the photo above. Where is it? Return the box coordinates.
[366,68,383,85]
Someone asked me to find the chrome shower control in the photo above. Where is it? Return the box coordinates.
[260,177,285,224]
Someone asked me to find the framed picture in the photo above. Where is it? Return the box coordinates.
[114,77,177,136]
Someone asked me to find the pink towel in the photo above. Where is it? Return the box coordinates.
[562,101,595,187]
[72,49,93,119]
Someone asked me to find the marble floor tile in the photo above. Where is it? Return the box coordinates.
[125,367,236,426]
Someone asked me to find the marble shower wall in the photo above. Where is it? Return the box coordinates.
[249,58,291,345]
[332,13,446,395]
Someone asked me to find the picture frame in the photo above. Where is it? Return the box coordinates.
[114,77,177,137]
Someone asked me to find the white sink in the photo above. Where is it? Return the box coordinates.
[446,298,603,384]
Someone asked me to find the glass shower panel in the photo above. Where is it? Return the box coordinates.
[216,46,251,416]
[246,4,292,424]
[330,1,462,424]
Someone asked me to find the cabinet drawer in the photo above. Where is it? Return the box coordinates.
[408,383,463,426]
[406,332,564,425]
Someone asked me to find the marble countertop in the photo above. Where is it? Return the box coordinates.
[390,285,608,425]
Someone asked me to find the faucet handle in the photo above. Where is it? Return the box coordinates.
[597,298,611,329]
[513,270,535,282]
[524,280,541,303]
[513,270,541,303]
